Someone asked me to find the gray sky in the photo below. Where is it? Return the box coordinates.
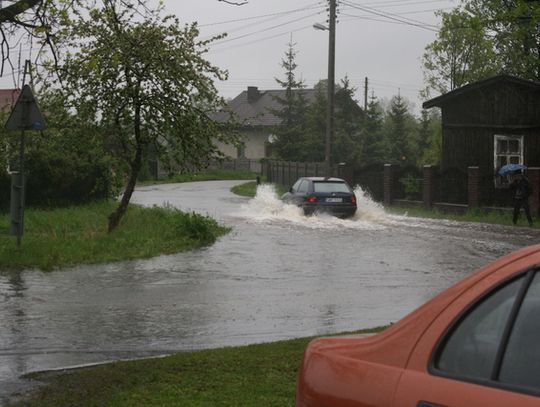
[165,0,457,114]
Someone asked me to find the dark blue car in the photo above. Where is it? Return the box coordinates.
[281,177,357,218]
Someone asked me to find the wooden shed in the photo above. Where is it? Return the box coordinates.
[423,74,540,205]
[424,74,540,172]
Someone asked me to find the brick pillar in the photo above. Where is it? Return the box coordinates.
[468,166,480,209]
[384,164,396,206]
[423,165,435,208]
[528,167,540,216]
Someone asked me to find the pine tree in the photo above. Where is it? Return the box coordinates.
[360,93,385,166]
[304,82,326,162]
[384,94,411,164]
[270,40,308,161]
[332,77,364,165]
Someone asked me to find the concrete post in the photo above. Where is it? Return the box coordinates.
[468,166,480,209]
[528,167,540,216]
[423,165,435,208]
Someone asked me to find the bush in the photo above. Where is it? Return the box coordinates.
[176,211,223,243]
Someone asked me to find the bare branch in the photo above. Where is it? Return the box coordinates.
[217,0,248,5]
[0,0,42,23]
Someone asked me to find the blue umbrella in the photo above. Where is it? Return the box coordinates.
[498,163,527,176]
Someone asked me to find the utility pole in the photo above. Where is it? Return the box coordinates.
[325,0,336,177]
[364,77,368,110]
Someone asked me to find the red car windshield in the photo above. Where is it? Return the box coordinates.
[313,182,350,194]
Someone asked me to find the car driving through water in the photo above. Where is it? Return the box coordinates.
[281,177,357,218]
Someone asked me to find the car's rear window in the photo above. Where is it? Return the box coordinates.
[313,181,350,193]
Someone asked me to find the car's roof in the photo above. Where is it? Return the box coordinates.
[300,177,347,182]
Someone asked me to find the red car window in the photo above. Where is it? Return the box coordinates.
[435,275,525,379]
[500,272,540,390]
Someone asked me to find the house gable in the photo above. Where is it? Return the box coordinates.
[213,87,318,127]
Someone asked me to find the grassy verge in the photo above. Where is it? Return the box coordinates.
[230,181,258,197]
[0,201,229,271]
[230,182,288,198]
[139,169,259,186]
[15,327,385,407]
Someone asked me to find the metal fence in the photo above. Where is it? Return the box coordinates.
[264,161,333,187]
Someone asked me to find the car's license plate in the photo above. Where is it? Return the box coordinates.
[326,197,343,203]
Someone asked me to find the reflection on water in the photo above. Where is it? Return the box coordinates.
[1,180,539,403]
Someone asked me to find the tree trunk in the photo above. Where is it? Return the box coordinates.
[108,145,142,232]
[108,101,143,233]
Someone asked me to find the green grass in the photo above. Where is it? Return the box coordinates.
[139,170,259,186]
[16,327,385,407]
[0,202,229,271]
[230,181,258,197]
[230,182,288,198]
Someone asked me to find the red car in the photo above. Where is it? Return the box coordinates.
[296,244,540,407]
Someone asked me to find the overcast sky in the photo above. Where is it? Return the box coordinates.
[164,0,457,114]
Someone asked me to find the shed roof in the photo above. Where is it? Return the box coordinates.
[423,74,540,109]
[213,87,318,127]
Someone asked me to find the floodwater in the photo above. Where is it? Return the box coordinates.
[1,180,539,404]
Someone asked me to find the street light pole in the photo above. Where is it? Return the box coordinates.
[325,0,336,177]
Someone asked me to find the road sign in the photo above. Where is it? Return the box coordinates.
[5,84,47,131]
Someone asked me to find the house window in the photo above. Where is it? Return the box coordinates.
[494,135,523,187]
[237,142,246,159]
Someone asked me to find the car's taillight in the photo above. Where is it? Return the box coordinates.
[306,196,317,203]
[351,195,357,204]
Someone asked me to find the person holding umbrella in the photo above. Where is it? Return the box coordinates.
[498,164,533,226]
[509,170,533,227]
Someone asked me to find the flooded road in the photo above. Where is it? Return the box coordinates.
[1,180,540,403]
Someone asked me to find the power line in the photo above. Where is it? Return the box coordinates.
[341,0,440,29]
[211,11,324,46]
[357,0,454,8]
[209,24,314,53]
[340,0,439,32]
[201,4,325,40]
[199,2,323,27]
[339,10,449,27]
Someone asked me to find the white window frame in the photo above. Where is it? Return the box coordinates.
[494,134,523,187]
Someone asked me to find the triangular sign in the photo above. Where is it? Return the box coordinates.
[5,84,47,131]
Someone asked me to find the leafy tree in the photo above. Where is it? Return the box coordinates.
[0,91,118,210]
[423,1,540,96]
[270,40,309,161]
[49,0,233,232]
[466,0,540,79]
[422,8,499,96]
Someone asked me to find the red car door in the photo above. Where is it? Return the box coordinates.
[394,265,540,407]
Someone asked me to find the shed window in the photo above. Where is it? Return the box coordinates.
[494,135,523,187]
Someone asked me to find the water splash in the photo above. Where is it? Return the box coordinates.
[351,185,387,223]
[238,184,389,230]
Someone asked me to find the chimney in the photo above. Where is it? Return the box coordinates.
[247,86,260,103]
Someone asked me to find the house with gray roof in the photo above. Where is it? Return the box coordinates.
[213,86,318,160]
